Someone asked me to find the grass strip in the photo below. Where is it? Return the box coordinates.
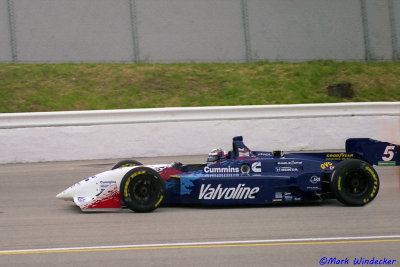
[0,61,399,113]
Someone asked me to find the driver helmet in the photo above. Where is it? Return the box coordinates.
[207,148,227,164]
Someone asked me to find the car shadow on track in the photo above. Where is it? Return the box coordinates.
[161,199,344,210]
[59,199,348,214]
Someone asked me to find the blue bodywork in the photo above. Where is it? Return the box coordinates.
[162,136,399,205]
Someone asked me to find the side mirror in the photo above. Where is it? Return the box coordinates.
[273,150,284,158]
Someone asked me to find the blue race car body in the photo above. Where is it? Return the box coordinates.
[57,136,399,212]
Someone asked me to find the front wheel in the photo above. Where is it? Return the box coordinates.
[330,159,379,206]
[112,159,142,170]
[119,167,166,212]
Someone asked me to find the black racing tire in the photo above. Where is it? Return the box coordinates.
[330,159,379,206]
[119,167,166,212]
[112,160,142,170]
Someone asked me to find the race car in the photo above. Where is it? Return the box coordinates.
[56,136,400,212]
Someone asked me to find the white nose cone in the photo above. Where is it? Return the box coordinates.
[56,183,82,201]
[56,175,100,201]
[56,188,74,200]
[56,169,127,202]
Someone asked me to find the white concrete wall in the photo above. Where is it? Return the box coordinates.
[0,103,399,163]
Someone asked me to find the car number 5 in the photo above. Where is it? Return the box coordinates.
[382,145,395,161]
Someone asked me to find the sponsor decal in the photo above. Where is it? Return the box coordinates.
[306,186,320,190]
[275,192,282,199]
[202,174,241,178]
[199,184,260,200]
[310,176,321,184]
[238,148,250,157]
[276,166,299,172]
[155,195,164,207]
[77,197,85,203]
[277,161,302,165]
[258,152,272,157]
[321,162,334,170]
[257,152,272,157]
[100,181,116,188]
[365,166,378,200]
[251,162,262,173]
[204,166,240,173]
[85,176,97,182]
[326,153,353,160]
[284,192,292,201]
[378,161,396,166]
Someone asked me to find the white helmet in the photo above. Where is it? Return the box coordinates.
[207,148,226,164]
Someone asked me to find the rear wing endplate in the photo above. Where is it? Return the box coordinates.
[346,138,400,166]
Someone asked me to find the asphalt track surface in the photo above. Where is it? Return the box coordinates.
[1,156,399,267]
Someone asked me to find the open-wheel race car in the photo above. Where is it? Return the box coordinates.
[56,136,400,212]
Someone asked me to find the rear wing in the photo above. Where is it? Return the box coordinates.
[346,138,400,166]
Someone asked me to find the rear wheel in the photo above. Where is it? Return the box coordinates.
[112,160,142,170]
[119,167,166,212]
[330,159,379,206]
